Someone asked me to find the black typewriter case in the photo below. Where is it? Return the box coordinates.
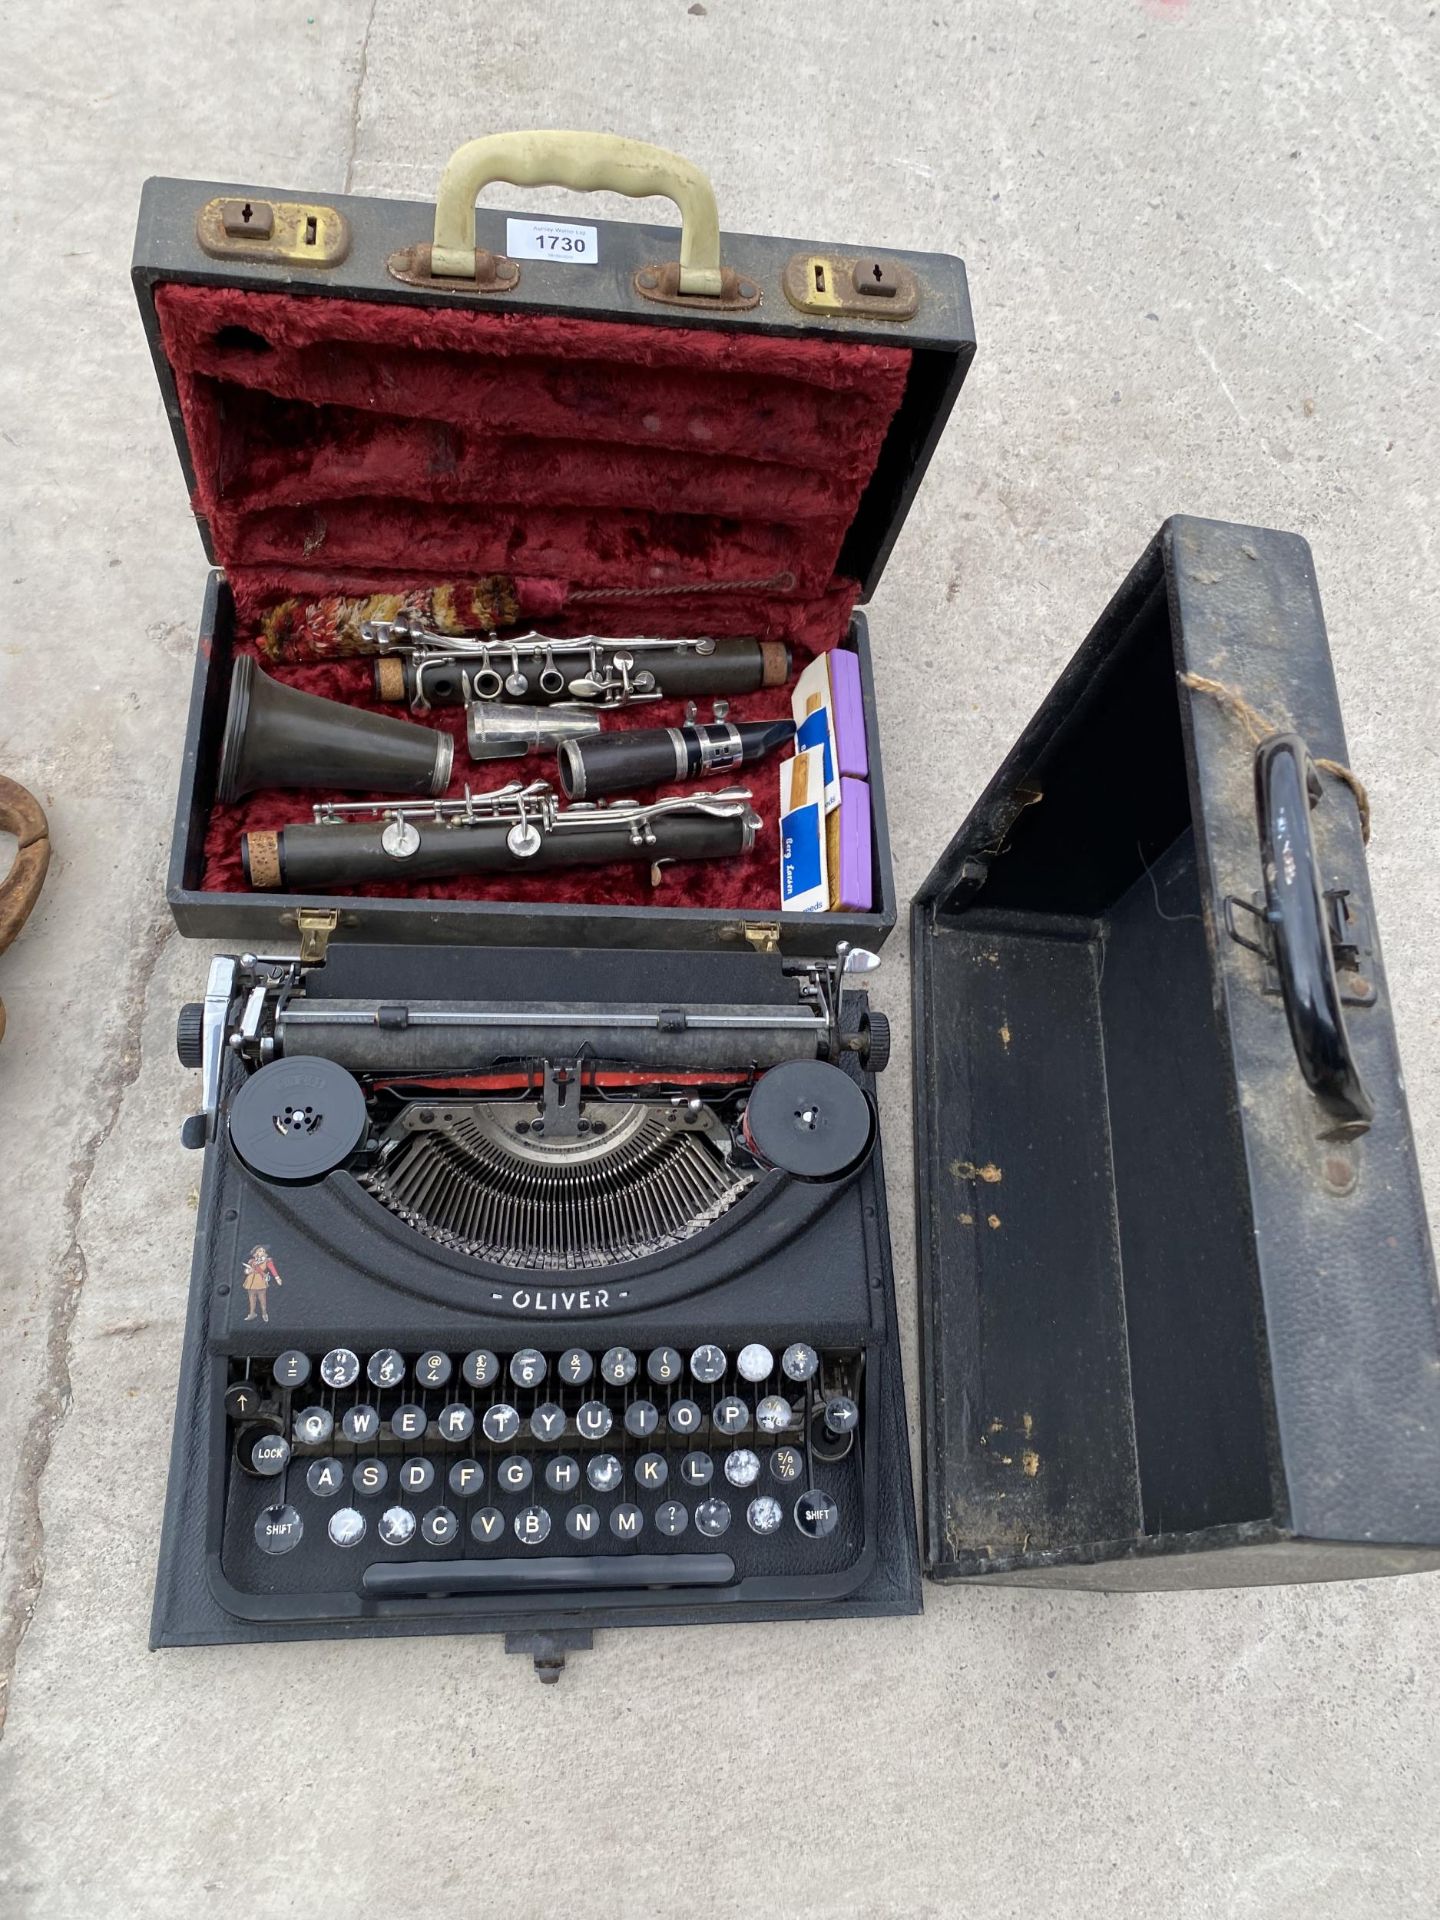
[914,516,1440,1591]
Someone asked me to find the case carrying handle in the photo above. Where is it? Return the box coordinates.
[1228,733,1375,1137]
[430,130,724,294]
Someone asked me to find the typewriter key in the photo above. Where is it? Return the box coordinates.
[462,1349,501,1389]
[481,1403,521,1445]
[713,1396,750,1435]
[320,1347,360,1389]
[587,1453,623,1493]
[795,1489,840,1538]
[367,1348,405,1388]
[422,1508,458,1546]
[471,1507,505,1545]
[510,1348,547,1388]
[737,1343,774,1383]
[770,1446,803,1483]
[695,1498,731,1538]
[667,1398,702,1435]
[293,1405,334,1446]
[328,1506,366,1548]
[497,1456,533,1494]
[307,1458,344,1497]
[379,1506,416,1547]
[747,1496,784,1535]
[416,1350,452,1389]
[559,1348,594,1386]
[249,1432,291,1477]
[610,1504,644,1539]
[647,1346,683,1385]
[782,1342,820,1383]
[353,1459,388,1497]
[255,1504,303,1554]
[515,1506,552,1546]
[229,1058,367,1183]
[448,1459,484,1497]
[742,1059,875,1182]
[399,1459,434,1494]
[689,1344,727,1384]
[546,1455,581,1493]
[436,1403,475,1442]
[680,1452,714,1487]
[565,1505,600,1541]
[724,1449,761,1489]
[824,1395,860,1436]
[655,1502,689,1537]
[342,1404,380,1443]
[601,1346,638,1387]
[624,1399,659,1439]
[756,1395,793,1433]
[530,1402,566,1442]
[273,1350,311,1389]
[224,1380,263,1420]
[635,1452,668,1489]
[390,1404,426,1441]
[576,1400,613,1440]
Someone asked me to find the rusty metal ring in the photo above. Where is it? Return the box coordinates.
[0,776,50,1044]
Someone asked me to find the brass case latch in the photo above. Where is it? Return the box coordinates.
[197,198,351,268]
[783,253,920,322]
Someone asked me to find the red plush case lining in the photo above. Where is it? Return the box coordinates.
[156,284,910,910]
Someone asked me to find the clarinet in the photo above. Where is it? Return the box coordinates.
[364,622,791,712]
[241,783,761,892]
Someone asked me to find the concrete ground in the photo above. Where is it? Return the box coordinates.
[1,1,1437,1914]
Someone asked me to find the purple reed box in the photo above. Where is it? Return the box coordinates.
[833,776,873,912]
[829,648,869,781]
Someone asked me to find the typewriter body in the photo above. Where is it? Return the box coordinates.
[153,940,918,1656]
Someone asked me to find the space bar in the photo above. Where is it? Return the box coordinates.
[362,1553,737,1598]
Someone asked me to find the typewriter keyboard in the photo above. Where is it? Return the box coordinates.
[221,1341,871,1603]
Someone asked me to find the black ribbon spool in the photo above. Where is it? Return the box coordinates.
[229,1058,369,1183]
[741,1059,875,1182]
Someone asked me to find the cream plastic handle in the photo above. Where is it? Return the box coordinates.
[431,130,723,294]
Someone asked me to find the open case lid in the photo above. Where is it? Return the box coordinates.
[912,516,1440,1589]
[132,131,974,631]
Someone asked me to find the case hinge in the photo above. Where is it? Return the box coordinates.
[294,907,339,963]
[742,921,782,954]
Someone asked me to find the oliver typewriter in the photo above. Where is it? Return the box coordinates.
[152,938,918,1666]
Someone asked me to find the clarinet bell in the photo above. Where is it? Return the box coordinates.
[216,656,454,804]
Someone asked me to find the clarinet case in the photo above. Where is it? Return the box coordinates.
[914,517,1440,1590]
[133,134,975,954]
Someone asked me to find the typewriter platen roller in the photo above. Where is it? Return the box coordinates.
[153,942,920,1667]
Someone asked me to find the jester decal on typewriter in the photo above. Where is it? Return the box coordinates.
[241,1245,282,1323]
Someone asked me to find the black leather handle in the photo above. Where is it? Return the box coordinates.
[1253,733,1373,1134]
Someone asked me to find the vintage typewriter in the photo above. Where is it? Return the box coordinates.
[153,938,917,1669]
